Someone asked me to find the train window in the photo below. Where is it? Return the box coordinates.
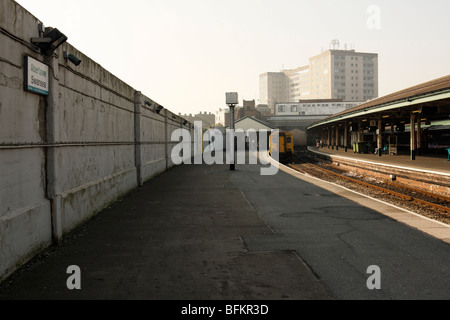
[287,137,292,143]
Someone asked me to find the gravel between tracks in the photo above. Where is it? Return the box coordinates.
[290,153,450,226]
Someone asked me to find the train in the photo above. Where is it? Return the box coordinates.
[269,131,294,161]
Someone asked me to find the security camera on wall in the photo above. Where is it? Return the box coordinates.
[64,51,82,66]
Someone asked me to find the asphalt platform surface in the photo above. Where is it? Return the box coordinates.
[1,160,449,300]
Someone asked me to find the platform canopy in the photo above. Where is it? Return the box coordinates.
[308,75,450,131]
[307,75,450,160]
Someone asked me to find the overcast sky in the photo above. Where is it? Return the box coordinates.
[16,0,450,115]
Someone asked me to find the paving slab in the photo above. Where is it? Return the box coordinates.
[1,158,450,301]
[0,163,332,300]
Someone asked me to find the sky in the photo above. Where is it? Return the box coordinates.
[15,0,450,116]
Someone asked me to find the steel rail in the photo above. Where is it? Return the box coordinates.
[322,163,450,203]
[289,162,450,214]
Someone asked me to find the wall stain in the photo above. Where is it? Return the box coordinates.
[0,73,22,90]
[38,97,46,142]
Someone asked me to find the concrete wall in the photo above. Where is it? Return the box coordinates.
[0,0,191,282]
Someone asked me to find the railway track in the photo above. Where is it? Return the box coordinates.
[287,151,450,224]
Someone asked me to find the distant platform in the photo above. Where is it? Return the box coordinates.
[308,146,450,177]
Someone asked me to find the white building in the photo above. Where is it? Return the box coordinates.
[215,108,229,126]
[274,100,364,116]
[259,72,290,113]
[259,43,378,111]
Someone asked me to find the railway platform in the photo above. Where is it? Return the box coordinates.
[1,157,450,300]
[309,146,450,176]
[308,146,450,198]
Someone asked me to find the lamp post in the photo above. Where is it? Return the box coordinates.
[226,92,238,171]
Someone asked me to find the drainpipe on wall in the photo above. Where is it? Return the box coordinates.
[44,53,62,243]
[164,109,168,170]
[134,91,143,187]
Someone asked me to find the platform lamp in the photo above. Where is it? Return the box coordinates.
[226,92,239,171]
[31,24,68,56]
